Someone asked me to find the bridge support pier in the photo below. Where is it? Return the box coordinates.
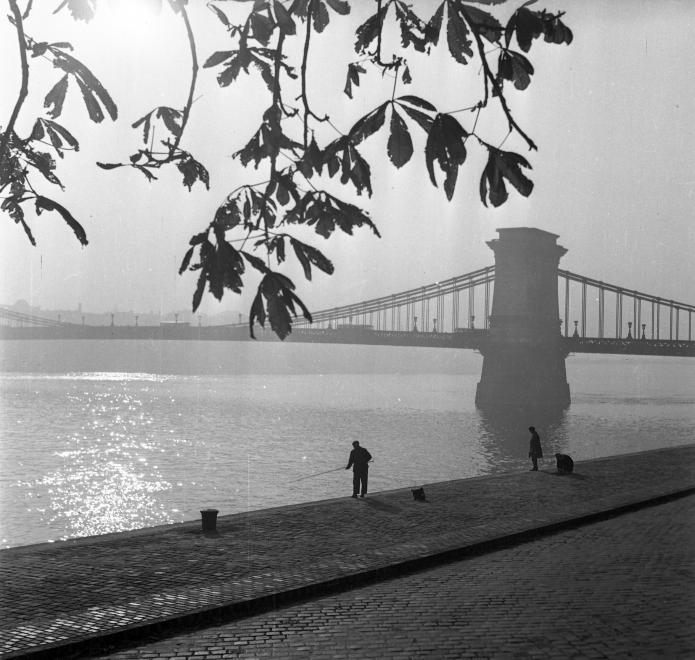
[476,228,570,407]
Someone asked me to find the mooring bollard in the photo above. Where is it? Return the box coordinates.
[200,508,219,532]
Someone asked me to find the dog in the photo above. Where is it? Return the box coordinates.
[555,453,574,474]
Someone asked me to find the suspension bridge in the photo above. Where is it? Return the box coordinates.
[285,266,694,355]
[2,228,693,405]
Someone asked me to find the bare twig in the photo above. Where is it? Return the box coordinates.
[391,63,400,100]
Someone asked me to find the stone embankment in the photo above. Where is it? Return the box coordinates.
[1,445,693,659]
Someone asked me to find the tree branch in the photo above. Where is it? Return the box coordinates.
[171,1,198,154]
[261,30,287,250]
[461,6,537,151]
[300,0,328,149]
[0,0,30,170]
[372,0,400,70]
[301,0,314,149]
[110,2,199,172]
[376,0,385,64]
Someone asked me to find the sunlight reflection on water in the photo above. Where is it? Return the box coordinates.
[4,380,178,543]
[0,342,693,548]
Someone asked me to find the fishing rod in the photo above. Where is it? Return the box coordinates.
[291,458,375,483]
[290,466,345,482]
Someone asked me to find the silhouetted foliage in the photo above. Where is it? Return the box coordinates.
[1,0,572,339]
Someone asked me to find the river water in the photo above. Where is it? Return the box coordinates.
[0,339,693,548]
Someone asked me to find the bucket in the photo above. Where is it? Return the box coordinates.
[200,508,219,532]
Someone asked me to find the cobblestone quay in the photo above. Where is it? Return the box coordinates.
[1,445,694,659]
[100,491,695,659]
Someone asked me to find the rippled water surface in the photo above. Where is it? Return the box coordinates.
[1,340,693,548]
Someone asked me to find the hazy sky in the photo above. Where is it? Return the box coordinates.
[1,0,694,318]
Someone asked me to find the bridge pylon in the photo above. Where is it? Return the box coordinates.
[476,227,570,407]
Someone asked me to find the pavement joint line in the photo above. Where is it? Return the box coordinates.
[2,483,694,660]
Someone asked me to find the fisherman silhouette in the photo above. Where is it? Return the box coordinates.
[528,426,543,471]
[346,440,372,498]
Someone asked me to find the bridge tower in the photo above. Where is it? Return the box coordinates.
[476,227,570,407]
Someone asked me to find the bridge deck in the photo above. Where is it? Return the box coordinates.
[1,325,694,356]
[565,336,695,356]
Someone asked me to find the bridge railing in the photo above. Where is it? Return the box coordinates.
[560,270,695,341]
[294,265,495,334]
[0,307,77,328]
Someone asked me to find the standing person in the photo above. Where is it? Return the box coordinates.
[346,440,372,498]
[528,426,543,471]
